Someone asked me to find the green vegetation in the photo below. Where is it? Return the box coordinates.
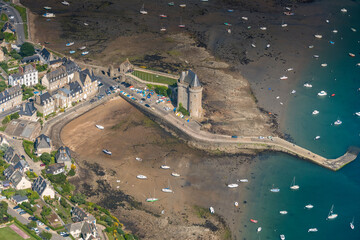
[39,231,52,240]
[40,152,53,165]
[2,112,20,125]
[20,202,36,215]
[22,85,34,100]
[0,225,26,240]
[25,170,38,179]
[146,84,171,97]
[9,49,21,60]
[41,206,52,217]
[0,201,11,224]
[0,13,8,22]
[0,81,7,92]
[132,70,177,85]
[45,112,56,120]
[70,193,86,205]
[0,61,8,73]
[2,47,8,55]
[11,4,27,22]
[35,65,48,73]
[0,159,10,180]
[20,42,34,57]
[22,140,38,161]
[0,32,16,43]
[177,103,190,116]
[193,205,210,218]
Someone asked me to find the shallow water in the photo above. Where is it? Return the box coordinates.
[239,0,360,239]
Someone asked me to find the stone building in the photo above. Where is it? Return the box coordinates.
[8,64,38,87]
[119,58,134,75]
[34,134,52,155]
[1,22,15,34]
[177,70,203,118]
[32,176,55,199]
[34,92,55,116]
[0,85,23,112]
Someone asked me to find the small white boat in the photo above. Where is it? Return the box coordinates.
[179,3,186,7]
[321,63,327,67]
[286,68,294,72]
[140,4,148,14]
[260,27,267,31]
[309,45,314,48]
[209,207,215,214]
[160,26,166,32]
[290,177,299,190]
[314,136,320,140]
[332,29,338,33]
[69,50,75,54]
[81,51,89,55]
[308,228,318,232]
[146,197,158,202]
[351,28,356,32]
[251,43,256,48]
[137,175,147,179]
[326,19,329,23]
[355,112,360,116]
[305,204,314,209]
[334,120,342,125]
[349,53,355,57]
[135,157,142,161]
[341,8,347,13]
[234,201,239,207]
[280,211,288,215]
[312,110,319,115]
[171,172,180,177]
[280,76,288,80]
[84,22,89,26]
[304,83,312,88]
[291,90,296,94]
[313,55,319,58]
[95,124,104,130]
[79,46,86,50]
[241,16,248,21]
[239,179,248,183]
[281,23,288,27]
[257,227,262,233]
[227,29,231,34]
[317,91,327,96]
[66,42,74,47]
[270,185,280,192]
[350,217,355,230]
[356,63,360,67]
[280,234,285,240]
[326,204,338,220]
[44,6,52,10]
[61,1,70,6]
[161,165,170,169]
[43,13,55,18]
[266,44,270,48]
[103,149,112,155]
[314,34,323,39]
[228,183,239,188]
[161,188,173,193]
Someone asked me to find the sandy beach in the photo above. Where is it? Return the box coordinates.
[60,98,260,239]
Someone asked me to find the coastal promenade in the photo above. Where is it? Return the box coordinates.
[119,89,358,171]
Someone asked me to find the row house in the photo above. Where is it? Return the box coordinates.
[0,85,22,112]
[34,92,55,116]
[32,176,55,199]
[41,59,79,92]
[9,64,38,87]
[34,134,52,155]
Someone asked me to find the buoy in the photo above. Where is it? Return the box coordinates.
[331,93,335,97]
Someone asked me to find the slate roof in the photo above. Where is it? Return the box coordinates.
[55,146,71,163]
[45,66,67,83]
[21,55,40,63]
[0,86,22,104]
[37,92,53,106]
[63,59,80,74]
[65,222,82,233]
[9,171,23,187]
[3,147,15,163]
[10,154,20,165]
[20,64,36,74]
[69,81,82,95]
[12,195,28,203]
[4,165,15,179]
[32,176,50,196]
[45,163,65,175]
[34,134,51,150]
[1,22,15,33]
[72,206,88,222]
[14,160,29,172]
[39,48,51,62]
[49,58,62,66]
[19,102,37,117]
[78,69,97,84]
[179,70,201,87]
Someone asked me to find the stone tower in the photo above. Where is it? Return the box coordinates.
[177,70,203,118]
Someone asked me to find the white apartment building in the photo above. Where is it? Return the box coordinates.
[9,64,38,87]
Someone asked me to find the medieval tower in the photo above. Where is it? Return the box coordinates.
[177,70,203,118]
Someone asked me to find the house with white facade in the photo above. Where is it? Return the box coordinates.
[32,176,55,198]
[8,64,38,87]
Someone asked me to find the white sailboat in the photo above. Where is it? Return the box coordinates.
[140,4,148,14]
[95,124,104,130]
[305,204,314,209]
[312,110,319,115]
[279,211,288,215]
[161,165,170,169]
[308,228,318,232]
[136,175,147,180]
[257,227,262,233]
[228,183,239,188]
[161,179,173,193]
[280,234,285,240]
[171,172,180,177]
[102,149,112,155]
[350,217,355,230]
[61,1,70,6]
[326,204,338,220]
[270,184,280,192]
[178,17,185,28]
[146,189,158,202]
[290,177,299,190]
[209,206,215,214]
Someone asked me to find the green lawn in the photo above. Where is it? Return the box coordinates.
[132,70,177,86]
[0,224,36,240]
[11,4,27,22]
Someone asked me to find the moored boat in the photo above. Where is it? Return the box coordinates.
[304,83,312,88]
[251,43,256,48]
[351,28,357,32]
[43,12,55,18]
[341,8,347,13]
[102,149,112,155]
[161,187,173,193]
[44,6,52,10]
[356,63,360,67]
[314,136,320,140]
[314,34,322,39]
[179,3,186,7]
[270,185,280,192]
[81,51,89,55]
[140,4,148,14]
[290,177,299,190]
[332,29,338,33]
[241,16,248,21]
[161,165,170,169]
[334,120,342,125]
[69,50,75,54]
[308,228,318,232]
[250,219,258,223]
[137,175,147,179]
[257,227,262,233]
[95,124,104,130]
[260,27,267,30]
[146,197,158,202]
[305,204,314,209]
[61,1,70,6]
[312,110,319,115]
[209,206,215,214]
[280,234,285,240]
[280,211,288,215]
[79,46,86,50]
[135,157,142,161]
[171,172,180,177]
[228,183,239,188]
[321,63,327,67]
[234,201,239,207]
[349,53,355,57]
[280,76,288,80]
[326,204,338,220]
[355,112,360,117]
[350,217,355,230]
[239,179,248,183]
[317,90,327,96]
[66,42,74,47]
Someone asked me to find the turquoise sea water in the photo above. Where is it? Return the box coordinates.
[240,1,360,239]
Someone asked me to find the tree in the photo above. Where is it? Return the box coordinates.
[1,47,8,55]
[20,42,35,57]
[71,164,76,170]
[60,197,69,208]
[41,206,52,217]
[10,112,19,120]
[40,153,52,165]
[68,168,75,176]
[71,193,86,205]
[40,231,52,240]
[27,220,37,229]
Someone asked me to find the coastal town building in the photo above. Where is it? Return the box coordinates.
[1,22,15,34]
[67,206,98,239]
[14,159,29,173]
[21,55,40,64]
[119,58,134,75]
[0,85,22,112]
[34,92,55,116]
[19,101,37,121]
[3,165,15,179]
[3,147,15,163]
[49,58,63,69]
[8,64,38,87]
[42,66,69,92]
[177,70,203,118]
[0,135,9,146]
[45,163,65,175]
[34,134,52,155]
[0,48,4,62]
[9,171,31,190]
[55,146,71,169]
[32,176,55,199]
[11,195,28,205]
[39,48,54,63]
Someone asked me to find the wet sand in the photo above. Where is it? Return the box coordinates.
[61,98,258,239]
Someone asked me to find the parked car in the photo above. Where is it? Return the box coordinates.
[145,104,150,108]
[19,211,26,215]
[21,155,25,159]
[9,15,14,19]
[13,206,19,210]
[40,163,45,167]
[45,227,50,231]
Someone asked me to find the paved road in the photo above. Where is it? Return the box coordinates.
[0,106,20,119]
[0,1,26,44]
